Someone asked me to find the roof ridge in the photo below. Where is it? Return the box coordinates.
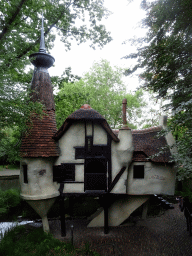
[112,126,162,134]
[131,126,162,134]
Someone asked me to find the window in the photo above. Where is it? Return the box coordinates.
[133,165,144,179]
[23,165,28,183]
[53,164,75,182]
[75,147,85,159]
[63,164,75,181]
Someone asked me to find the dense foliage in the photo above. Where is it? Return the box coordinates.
[0,0,112,163]
[0,225,100,256]
[0,189,21,216]
[125,0,192,180]
[55,60,145,129]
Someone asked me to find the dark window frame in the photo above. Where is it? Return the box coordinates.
[133,165,144,179]
[23,165,28,183]
[74,147,85,159]
[53,164,75,182]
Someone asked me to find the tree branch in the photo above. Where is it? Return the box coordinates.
[16,9,69,60]
[0,0,28,42]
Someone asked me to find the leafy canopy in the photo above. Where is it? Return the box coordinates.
[125,0,192,180]
[55,59,144,129]
[0,0,112,163]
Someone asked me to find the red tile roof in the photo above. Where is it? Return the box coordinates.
[20,66,59,158]
[20,110,59,158]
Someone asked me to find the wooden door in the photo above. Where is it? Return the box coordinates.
[84,158,107,191]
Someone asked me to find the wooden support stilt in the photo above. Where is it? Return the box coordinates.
[69,196,74,220]
[142,200,149,220]
[104,195,109,234]
[60,195,66,237]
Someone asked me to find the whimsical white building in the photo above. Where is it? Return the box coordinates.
[20,17,177,234]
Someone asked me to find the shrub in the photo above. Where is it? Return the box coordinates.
[0,189,21,217]
[0,225,101,256]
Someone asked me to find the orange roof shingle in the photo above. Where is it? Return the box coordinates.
[20,111,59,158]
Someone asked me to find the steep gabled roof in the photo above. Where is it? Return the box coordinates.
[53,104,119,142]
[114,126,172,163]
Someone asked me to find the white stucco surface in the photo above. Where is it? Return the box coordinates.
[86,122,92,136]
[63,183,84,193]
[88,195,149,227]
[26,198,56,233]
[20,158,59,200]
[75,165,84,182]
[55,122,85,165]
[93,123,107,145]
[111,129,134,194]
[127,162,176,195]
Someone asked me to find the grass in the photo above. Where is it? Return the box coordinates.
[0,164,20,171]
[0,225,101,256]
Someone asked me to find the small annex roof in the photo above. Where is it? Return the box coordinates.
[114,126,172,163]
[53,104,119,142]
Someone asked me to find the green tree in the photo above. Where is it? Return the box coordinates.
[0,0,112,163]
[124,0,192,180]
[55,60,145,129]
[0,127,21,164]
[1,0,111,129]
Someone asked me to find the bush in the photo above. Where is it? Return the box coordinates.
[0,189,21,218]
[0,225,101,256]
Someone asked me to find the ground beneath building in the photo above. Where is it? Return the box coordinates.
[49,203,192,256]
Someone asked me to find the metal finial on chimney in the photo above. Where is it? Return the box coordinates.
[39,12,46,53]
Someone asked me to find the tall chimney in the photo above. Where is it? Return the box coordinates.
[121,98,130,130]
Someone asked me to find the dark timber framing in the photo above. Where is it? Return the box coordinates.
[55,120,114,235]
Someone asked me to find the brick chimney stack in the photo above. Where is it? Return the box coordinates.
[121,98,130,130]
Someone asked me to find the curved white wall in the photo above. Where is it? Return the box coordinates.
[20,157,59,200]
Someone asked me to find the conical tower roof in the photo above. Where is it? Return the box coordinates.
[20,14,59,158]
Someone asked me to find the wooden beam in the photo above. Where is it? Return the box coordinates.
[60,195,66,237]
[108,166,126,193]
[103,195,109,234]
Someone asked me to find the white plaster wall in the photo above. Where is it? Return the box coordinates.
[86,122,93,136]
[93,123,107,145]
[63,183,84,193]
[54,122,85,165]
[75,165,84,182]
[127,162,176,195]
[111,129,134,194]
[20,158,59,200]
[54,123,85,193]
